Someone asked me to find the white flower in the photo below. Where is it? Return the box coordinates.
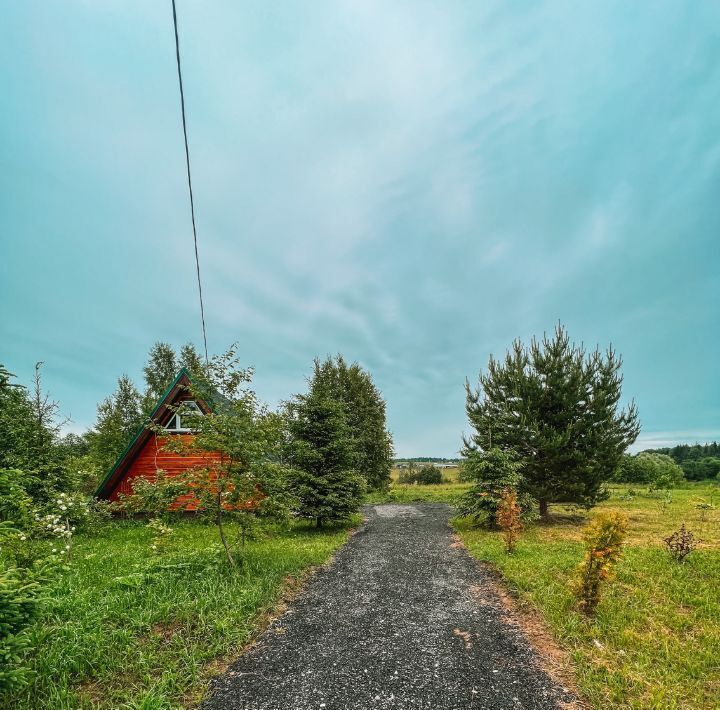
[52,548,57,553]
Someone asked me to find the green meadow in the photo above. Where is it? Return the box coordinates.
[7,520,353,710]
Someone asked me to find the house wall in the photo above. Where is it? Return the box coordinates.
[109,434,223,510]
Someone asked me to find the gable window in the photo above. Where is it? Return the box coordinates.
[165,400,203,432]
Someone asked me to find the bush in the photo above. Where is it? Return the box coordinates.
[397,463,443,485]
[663,524,696,563]
[571,511,628,615]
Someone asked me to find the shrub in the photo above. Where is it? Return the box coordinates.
[496,488,522,553]
[571,511,628,615]
[663,524,696,563]
[458,448,536,526]
[397,463,442,485]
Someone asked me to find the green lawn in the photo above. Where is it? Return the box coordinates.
[455,484,720,709]
[7,519,353,710]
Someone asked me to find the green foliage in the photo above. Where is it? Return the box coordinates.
[126,347,292,565]
[310,355,393,490]
[681,456,720,481]
[398,463,442,484]
[464,324,640,514]
[0,520,59,694]
[142,342,178,409]
[87,375,144,477]
[615,452,685,491]
[571,510,628,615]
[0,470,34,530]
[286,387,365,527]
[458,448,536,525]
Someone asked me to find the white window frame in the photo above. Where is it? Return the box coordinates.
[165,400,202,433]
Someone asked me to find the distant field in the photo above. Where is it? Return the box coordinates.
[390,465,462,482]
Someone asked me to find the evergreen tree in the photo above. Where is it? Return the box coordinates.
[286,387,365,528]
[458,448,536,525]
[464,324,640,516]
[88,375,144,475]
[310,355,393,490]
[0,365,36,472]
[143,342,178,408]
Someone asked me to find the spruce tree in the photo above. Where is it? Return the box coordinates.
[311,356,393,490]
[464,324,640,516]
[286,388,365,528]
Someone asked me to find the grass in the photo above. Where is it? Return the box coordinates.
[454,483,720,709]
[8,519,354,710]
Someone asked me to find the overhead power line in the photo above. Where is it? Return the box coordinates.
[171,0,209,365]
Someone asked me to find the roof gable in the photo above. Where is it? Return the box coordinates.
[94,367,211,500]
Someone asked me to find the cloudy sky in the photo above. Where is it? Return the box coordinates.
[2,1,718,456]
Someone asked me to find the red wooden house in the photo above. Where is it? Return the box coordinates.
[95,368,222,508]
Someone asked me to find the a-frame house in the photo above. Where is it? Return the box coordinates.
[95,368,222,508]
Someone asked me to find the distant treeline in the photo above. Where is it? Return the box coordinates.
[394,457,462,464]
[645,442,719,462]
[642,442,720,481]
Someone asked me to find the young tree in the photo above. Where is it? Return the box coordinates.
[464,324,640,517]
[458,448,536,525]
[311,356,393,490]
[88,375,144,475]
[139,348,292,566]
[285,387,365,528]
[142,342,178,408]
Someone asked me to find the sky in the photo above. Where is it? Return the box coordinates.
[1,1,719,457]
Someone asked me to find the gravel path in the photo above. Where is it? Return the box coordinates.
[203,504,576,710]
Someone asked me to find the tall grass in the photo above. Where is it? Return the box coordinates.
[7,520,352,709]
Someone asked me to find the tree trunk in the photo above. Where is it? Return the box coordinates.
[316,517,323,529]
[216,491,235,566]
[539,499,549,519]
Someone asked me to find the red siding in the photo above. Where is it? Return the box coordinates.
[109,434,222,508]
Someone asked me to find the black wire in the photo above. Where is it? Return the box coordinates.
[171,0,209,366]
